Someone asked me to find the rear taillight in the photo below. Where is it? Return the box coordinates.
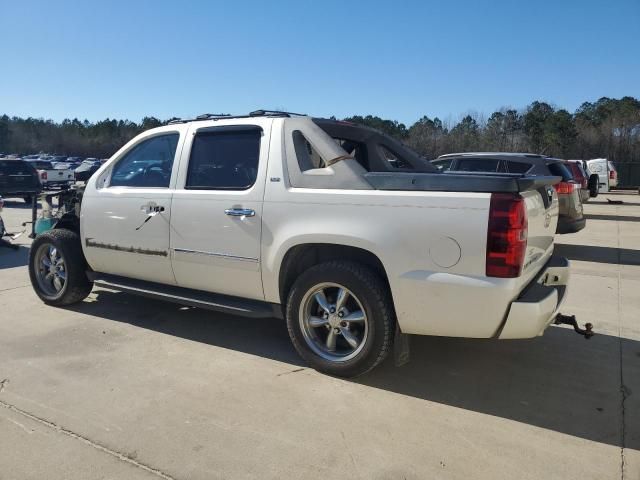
[554,181,575,195]
[486,193,528,278]
[609,170,616,180]
[40,171,47,180]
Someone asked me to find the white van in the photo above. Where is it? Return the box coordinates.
[586,158,617,192]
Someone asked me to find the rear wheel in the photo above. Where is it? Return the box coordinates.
[286,261,394,377]
[29,229,93,306]
[588,174,599,198]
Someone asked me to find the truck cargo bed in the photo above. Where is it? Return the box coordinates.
[364,172,561,193]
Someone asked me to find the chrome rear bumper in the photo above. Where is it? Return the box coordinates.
[499,255,570,339]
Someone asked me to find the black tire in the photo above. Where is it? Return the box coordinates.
[285,261,394,377]
[29,229,93,306]
[588,174,599,198]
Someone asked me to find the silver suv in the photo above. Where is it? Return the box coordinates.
[432,153,586,234]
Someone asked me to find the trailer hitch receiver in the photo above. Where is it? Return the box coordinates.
[554,313,594,339]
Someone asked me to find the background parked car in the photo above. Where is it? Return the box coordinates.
[433,153,586,234]
[65,157,84,169]
[568,160,599,199]
[565,160,591,203]
[74,159,102,181]
[26,159,75,189]
[0,158,41,202]
[585,158,617,193]
[608,161,618,188]
[48,155,69,165]
[53,162,73,170]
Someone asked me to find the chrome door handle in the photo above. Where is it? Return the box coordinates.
[225,208,255,217]
[141,203,165,213]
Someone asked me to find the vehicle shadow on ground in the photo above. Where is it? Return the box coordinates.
[589,200,640,207]
[584,213,640,223]
[360,331,638,451]
[71,290,304,366]
[555,243,640,266]
[0,245,30,269]
[70,289,639,451]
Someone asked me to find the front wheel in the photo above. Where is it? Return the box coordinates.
[29,229,93,306]
[286,261,395,377]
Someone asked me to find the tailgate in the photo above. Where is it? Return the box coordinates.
[520,185,559,279]
[48,169,74,181]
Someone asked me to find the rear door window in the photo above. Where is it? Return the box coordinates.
[506,161,532,174]
[186,127,261,190]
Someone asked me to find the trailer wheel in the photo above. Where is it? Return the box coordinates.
[286,261,394,377]
[29,229,93,306]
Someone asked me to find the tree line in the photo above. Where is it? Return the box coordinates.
[0,116,167,159]
[1,96,639,162]
[347,96,640,163]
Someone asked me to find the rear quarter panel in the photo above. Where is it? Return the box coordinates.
[261,133,555,338]
[261,188,510,336]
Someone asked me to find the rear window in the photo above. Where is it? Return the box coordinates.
[31,161,52,169]
[456,158,504,172]
[334,138,369,170]
[380,145,414,170]
[0,160,34,174]
[547,162,573,181]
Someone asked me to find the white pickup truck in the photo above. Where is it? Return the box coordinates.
[26,159,75,189]
[28,111,573,377]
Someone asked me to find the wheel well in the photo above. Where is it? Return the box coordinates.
[54,212,80,234]
[279,244,390,304]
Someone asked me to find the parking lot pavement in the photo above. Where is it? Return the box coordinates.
[1,193,639,480]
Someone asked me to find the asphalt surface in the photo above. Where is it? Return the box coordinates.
[1,193,639,480]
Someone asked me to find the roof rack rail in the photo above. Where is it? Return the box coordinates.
[196,113,231,119]
[248,109,307,117]
[167,110,308,125]
[168,113,231,124]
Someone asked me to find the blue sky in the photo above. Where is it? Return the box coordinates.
[1,0,638,125]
